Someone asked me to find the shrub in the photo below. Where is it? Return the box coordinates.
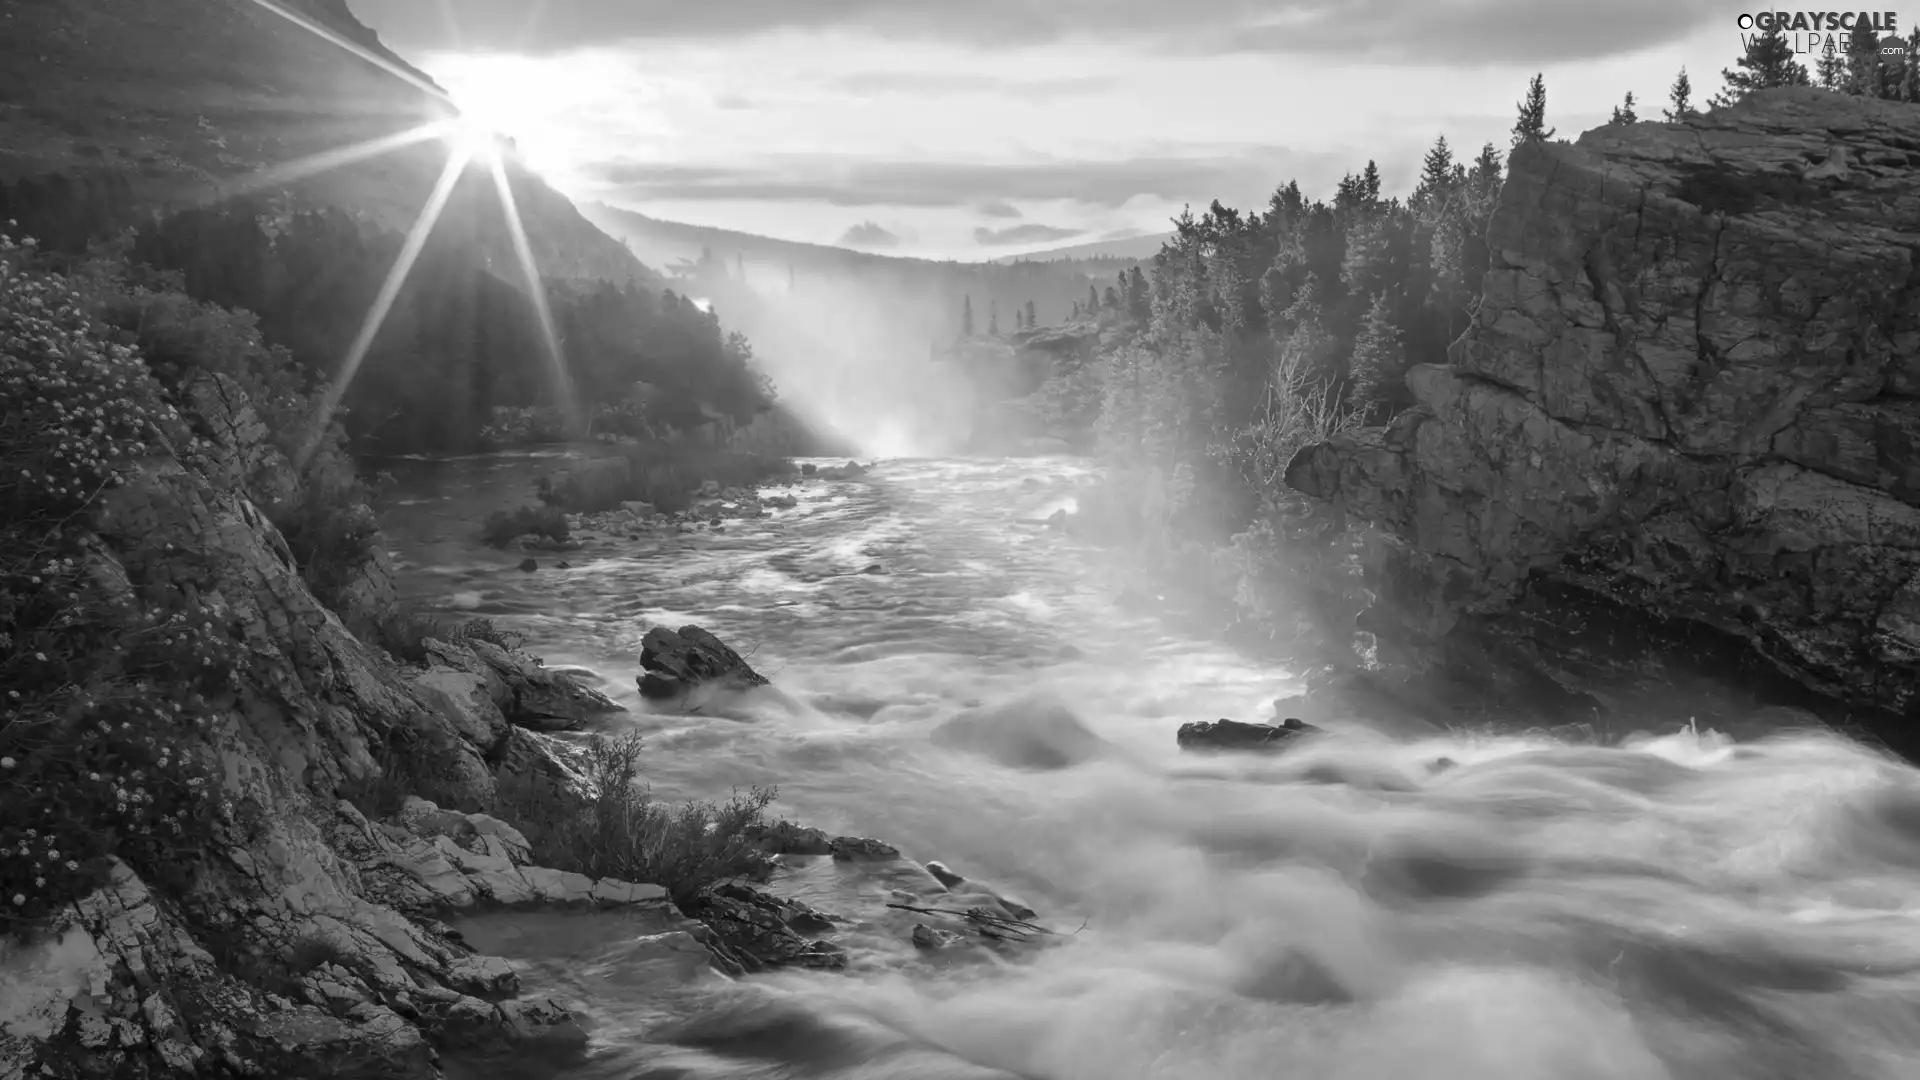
[499,732,776,907]
[366,608,456,665]
[1,232,237,930]
[480,504,570,548]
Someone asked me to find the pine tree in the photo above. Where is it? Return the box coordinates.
[988,299,999,335]
[1087,284,1100,315]
[961,294,974,337]
[1103,285,1120,309]
[1126,266,1149,321]
[1816,44,1846,89]
[1904,29,1920,101]
[1511,73,1555,147]
[1414,135,1457,210]
[1710,26,1810,107]
[1347,291,1404,421]
[1359,160,1382,205]
[1848,24,1888,96]
[1024,298,1037,327]
[1664,67,1698,119]
[1610,91,1638,124]
[1468,143,1503,196]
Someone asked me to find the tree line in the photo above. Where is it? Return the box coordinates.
[2,177,778,456]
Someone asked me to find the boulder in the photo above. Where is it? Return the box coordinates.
[1285,88,1920,722]
[815,461,870,481]
[1176,717,1322,753]
[680,883,846,974]
[931,694,1114,770]
[637,624,771,701]
[428,637,624,731]
[911,924,966,951]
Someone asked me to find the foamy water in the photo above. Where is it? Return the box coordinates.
[379,453,1920,1080]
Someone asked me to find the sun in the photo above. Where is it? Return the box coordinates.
[446,104,506,162]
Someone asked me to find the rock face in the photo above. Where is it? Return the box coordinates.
[637,624,771,702]
[1286,88,1920,720]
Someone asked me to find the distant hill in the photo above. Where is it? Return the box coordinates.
[0,0,648,286]
[994,231,1175,264]
[582,202,1142,337]
[579,203,938,274]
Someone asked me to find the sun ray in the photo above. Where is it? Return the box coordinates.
[205,120,454,205]
[243,0,453,106]
[486,155,579,429]
[295,145,474,468]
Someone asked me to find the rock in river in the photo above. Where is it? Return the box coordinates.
[1177,717,1322,753]
[638,623,771,702]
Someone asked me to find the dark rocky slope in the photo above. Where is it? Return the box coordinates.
[0,361,689,1076]
[1287,88,1920,727]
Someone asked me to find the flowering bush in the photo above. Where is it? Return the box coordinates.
[0,230,236,931]
[0,233,189,523]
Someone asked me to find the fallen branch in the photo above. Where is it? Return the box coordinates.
[886,902,1058,940]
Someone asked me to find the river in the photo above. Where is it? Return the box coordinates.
[377,450,1920,1080]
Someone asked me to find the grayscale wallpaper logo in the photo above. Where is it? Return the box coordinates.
[1738,10,1908,53]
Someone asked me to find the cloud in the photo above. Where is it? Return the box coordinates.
[359,0,1727,63]
[1099,227,1147,240]
[973,224,1084,246]
[585,146,1349,210]
[712,93,757,110]
[976,200,1022,219]
[830,72,1114,99]
[837,221,903,248]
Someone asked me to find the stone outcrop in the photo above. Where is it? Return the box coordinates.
[637,624,770,702]
[1286,88,1920,720]
[416,636,623,735]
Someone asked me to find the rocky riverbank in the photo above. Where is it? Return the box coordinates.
[0,367,1046,1079]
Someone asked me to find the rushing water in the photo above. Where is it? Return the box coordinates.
[379,451,1920,1080]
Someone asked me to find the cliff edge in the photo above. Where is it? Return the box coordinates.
[1286,87,1920,721]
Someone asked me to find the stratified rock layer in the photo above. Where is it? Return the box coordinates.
[1286,88,1920,718]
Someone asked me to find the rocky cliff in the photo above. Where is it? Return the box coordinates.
[0,344,683,1075]
[1286,88,1920,723]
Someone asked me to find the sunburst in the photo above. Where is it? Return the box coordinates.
[235,0,575,466]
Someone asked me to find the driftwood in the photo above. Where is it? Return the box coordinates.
[885,902,1080,942]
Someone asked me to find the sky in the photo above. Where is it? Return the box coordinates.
[348,1,1853,260]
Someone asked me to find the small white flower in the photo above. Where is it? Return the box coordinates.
[0,757,14,769]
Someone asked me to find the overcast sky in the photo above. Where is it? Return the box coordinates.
[350,0,1780,259]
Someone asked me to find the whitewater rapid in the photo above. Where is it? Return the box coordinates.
[379,453,1920,1080]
